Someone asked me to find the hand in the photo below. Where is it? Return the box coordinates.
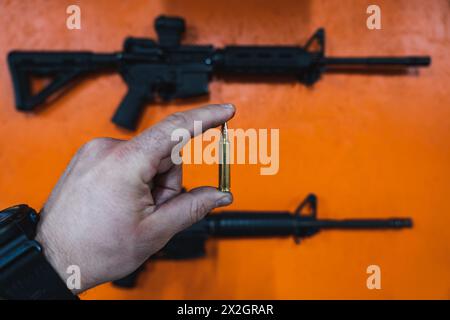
[35,104,235,294]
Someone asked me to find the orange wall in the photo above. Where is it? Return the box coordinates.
[0,0,449,299]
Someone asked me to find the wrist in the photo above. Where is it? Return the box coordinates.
[35,224,82,295]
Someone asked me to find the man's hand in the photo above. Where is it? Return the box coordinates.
[35,104,235,294]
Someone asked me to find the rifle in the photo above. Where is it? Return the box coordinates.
[8,16,431,131]
[112,194,412,288]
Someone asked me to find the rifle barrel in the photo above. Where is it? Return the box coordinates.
[298,218,413,229]
[204,212,412,238]
[323,56,431,67]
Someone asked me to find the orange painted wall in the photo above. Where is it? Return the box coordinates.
[0,0,449,299]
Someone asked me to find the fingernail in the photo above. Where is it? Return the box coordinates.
[216,193,233,207]
[223,103,235,111]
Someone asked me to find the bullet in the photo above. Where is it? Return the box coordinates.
[218,122,230,192]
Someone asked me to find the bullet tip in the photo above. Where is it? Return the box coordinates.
[221,122,229,139]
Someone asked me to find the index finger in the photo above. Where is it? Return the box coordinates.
[129,103,235,166]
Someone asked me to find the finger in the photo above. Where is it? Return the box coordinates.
[152,164,182,205]
[137,104,235,160]
[140,187,233,240]
[155,156,176,175]
[125,104,235,180]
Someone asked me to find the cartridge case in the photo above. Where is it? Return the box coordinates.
[218,123,230,192]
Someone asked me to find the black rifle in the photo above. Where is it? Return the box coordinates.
[113,194,412,288]
[8,16,430,130]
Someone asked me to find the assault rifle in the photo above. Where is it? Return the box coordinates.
[113,194,412,288]
[8,16,430,130]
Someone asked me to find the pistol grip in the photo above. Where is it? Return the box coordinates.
[112,87,149,130]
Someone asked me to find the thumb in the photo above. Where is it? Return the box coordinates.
[146,187,233,238]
